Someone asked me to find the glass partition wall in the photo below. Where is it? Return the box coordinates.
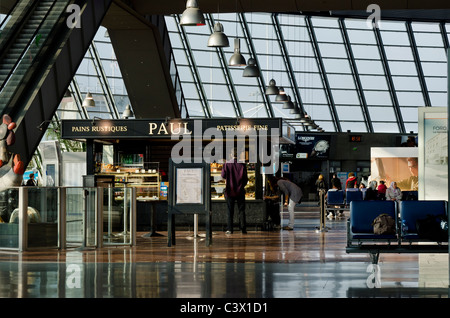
[0,186,136,251]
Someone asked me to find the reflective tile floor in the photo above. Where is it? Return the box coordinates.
[0,205,448,305]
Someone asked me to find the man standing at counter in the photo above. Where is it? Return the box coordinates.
[221,148,248,234]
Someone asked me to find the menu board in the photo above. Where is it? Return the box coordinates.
[175,168,203,204]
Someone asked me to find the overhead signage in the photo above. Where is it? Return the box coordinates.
[61,118,282,139]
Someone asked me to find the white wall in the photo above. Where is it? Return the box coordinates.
[61,152,86,186]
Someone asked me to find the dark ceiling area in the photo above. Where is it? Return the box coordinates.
[2,1,450,23]
[127,0,450,15]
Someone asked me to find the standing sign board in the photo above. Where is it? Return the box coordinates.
[167,159,211,246]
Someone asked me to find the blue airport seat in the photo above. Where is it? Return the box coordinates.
[349,200,397,240]
[346,189,363,206]
[326,190,345,205]
[399,200,447,241]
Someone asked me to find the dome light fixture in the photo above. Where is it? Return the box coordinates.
[82,92,95,107]
[282,96,294,109]
[207,22,229,47]
[122,104,134,119]
[243,58,260,77]
[229,38,246,66]
[299,112,312,123]
[275,87,288,102]
[179,0,205,26]
[290,102,300,114]
[265,79,279,95]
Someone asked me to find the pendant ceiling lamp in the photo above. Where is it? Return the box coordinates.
[208,22,229,47]
[82,92,95,107]
[122,104,134,119]
[275,87,288,102]
[229,38,246,66]
[180,0,205,26]
[282,96,294,109]
[290,102,300,114]
[243,58,260,77]
[265,79,279,95]
[299,112,311,123]
[303,119,314,126]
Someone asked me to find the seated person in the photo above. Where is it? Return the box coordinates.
[385,181,402,202]
[364,180,378,201]
[377,180,387,200]
[325,184,343,219]
[345,172,358,190]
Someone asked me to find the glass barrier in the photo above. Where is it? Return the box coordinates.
[102,186,133,245]
[0,188,20,249]
[65,187,84,246]
[65,187,97,248]
[0,187,59,249]
[27,187,58,248]
[0,186,135,251]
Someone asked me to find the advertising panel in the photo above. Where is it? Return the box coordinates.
[295,134,331,159]
[370,147,418,191]
[418,107,448,200]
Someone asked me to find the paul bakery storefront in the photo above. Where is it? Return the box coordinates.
[61,118,294,232]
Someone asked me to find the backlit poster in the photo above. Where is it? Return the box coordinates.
[419,108,448,200]
[370,147,418,191]
[295,135,331,159]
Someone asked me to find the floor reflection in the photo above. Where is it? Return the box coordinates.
[0,258,447,298]
[0,208,448,300]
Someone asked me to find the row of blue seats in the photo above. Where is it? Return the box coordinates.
[326,189,418,207]
[348,200,448,243]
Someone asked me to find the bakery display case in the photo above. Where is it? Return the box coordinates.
[210,162,257,200]
[97,162,161,201]
[126,171,160,201]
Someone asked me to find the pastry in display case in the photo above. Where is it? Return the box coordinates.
[97,162,161,201]
[210,162,256,200]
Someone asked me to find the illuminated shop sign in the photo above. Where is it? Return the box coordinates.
[61,118,282,139]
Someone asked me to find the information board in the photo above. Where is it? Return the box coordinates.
[167,159,211,246]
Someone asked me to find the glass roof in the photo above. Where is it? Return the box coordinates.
[56,26,130,123]
[50,13,449,134]
[164,13,450,133]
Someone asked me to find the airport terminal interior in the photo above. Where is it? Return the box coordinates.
[0,0,450,306]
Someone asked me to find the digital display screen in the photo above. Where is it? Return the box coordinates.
[349,135,362,142]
